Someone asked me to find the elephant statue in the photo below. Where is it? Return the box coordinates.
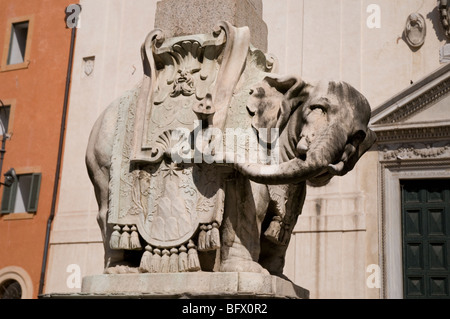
[85,23,376,278]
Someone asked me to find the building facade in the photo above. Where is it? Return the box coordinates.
[0,0,78,299]
[4,0,446,299]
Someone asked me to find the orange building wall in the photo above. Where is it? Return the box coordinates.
[0,0,78,298]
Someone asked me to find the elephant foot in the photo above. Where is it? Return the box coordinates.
[219,259,270,275]
[104,265,139,274]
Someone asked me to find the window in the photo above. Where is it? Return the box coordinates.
[0,266,33,299]
[0,104,11,135]
[7,21,29,65]
[1,16,34,72]
[0,99,15,139]
[1,172,41,214]
[0,279,22,299]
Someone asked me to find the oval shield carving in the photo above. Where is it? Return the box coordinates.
[404,13,426,48]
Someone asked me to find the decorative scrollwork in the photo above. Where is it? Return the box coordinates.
[439,0,450,39]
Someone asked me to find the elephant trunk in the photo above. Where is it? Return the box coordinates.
[235,123,348,185]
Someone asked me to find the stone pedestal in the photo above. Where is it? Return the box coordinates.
[155,0,268,51]
[43,273,309,299]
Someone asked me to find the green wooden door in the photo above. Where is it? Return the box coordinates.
[402,179,450,299]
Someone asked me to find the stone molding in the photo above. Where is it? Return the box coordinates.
[373,123,450,144]
[371,64,450,126]
[379,142,450,162]
[372,77,450,125]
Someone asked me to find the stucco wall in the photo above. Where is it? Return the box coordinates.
[0,0,78,299]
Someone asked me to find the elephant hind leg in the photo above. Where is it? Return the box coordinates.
[86,148,124,270]
[86,103,125,270]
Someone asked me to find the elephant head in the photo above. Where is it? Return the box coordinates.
[236,75,377,185]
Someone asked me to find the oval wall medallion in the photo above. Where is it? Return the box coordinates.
[404,13,426,48]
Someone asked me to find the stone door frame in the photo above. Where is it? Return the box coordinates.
[379,159,450,298]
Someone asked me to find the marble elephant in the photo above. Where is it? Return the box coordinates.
[85,71,376,277]
[227,75,377,277]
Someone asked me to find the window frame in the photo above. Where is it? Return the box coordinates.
[0,167,42,218]
[0,98,16,140]
[1,15,35,72]
[0,266,33,299]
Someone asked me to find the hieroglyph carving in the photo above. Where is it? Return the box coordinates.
[86,21,375,277]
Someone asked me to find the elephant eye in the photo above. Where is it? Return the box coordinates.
[310,105,326,113]
[250,87,265,97]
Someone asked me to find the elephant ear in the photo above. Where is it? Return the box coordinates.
[247,75,309,144]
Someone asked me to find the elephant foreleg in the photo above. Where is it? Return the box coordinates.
[259,183,306,277]
[219,176,269,274]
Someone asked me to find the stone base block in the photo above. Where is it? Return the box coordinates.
[43,272,309,299]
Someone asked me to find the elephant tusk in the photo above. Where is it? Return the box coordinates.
[296,139,309,155]
[327,162,345,175]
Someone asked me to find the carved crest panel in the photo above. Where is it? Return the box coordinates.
[106,22,276,256]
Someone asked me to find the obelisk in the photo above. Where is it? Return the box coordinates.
[154,0,268,52]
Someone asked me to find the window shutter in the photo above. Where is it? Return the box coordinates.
[1,180,17,214]
[26,173,41,213]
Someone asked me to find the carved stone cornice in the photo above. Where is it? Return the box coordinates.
[379,141,450,162]
[372,122,450,144]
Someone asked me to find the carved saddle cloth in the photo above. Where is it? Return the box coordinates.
[106,22,276,256]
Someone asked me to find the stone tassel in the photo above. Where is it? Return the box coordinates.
[150,248,162,273]
[130,225,142,250]
[110,225,121,250]
[210,222,221,249]
[197,226,207,251]
[139,245,153,273]
[264,216,282,243]
[160,249,170,273]
[169,248,179,273]
[205,225,212,250]
[178,245,188,272]
[119,225,131,249]
[187,240,201,272]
